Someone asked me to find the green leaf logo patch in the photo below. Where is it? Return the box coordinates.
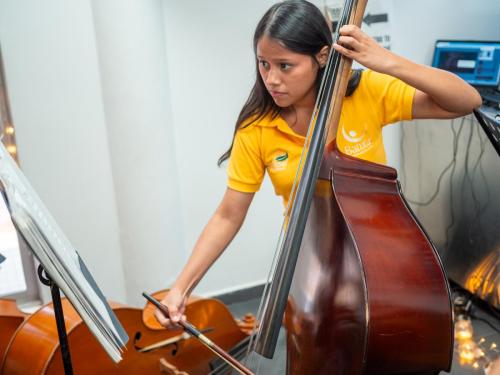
[270,151,289,171]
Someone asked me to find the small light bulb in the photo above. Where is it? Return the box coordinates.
[5,126,14,135]
[491,342,497,350]
[6,144,17,154]
[458,339,478,365]
[455,317,473,341]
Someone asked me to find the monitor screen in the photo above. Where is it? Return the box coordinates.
[432,40,500,87]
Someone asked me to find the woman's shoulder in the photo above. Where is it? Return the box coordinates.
[237,111,280,133]
[358,69,407,94]
[361,69,397,82]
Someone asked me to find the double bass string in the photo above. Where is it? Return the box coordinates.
[208,336,253,375]
[248,0,360,364]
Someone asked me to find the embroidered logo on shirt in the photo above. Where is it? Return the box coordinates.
[340,122,373,156]
[341,125,366,143]
[270,152,288,172]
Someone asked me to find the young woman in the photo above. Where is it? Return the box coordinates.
[155,0,481,328]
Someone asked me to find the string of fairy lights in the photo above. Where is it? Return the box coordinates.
[454,295,499,373]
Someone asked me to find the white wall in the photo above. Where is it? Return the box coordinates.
[0,0,498,306]
[161,0,285,296]
[91,0,185,306]
[390,0,500,245]
[0,0,287,304]
[0,0,127,302]
[391,0,500,64]
[160,0,500,295]
[386,0,499,173]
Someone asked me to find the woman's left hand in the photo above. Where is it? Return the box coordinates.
[332,25,397,74]
[333,25,482,116]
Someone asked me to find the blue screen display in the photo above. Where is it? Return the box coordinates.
[432,41,500,87]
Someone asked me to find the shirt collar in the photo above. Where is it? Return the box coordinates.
[255,112,305,140]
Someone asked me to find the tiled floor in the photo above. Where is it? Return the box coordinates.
[227,296,500,375]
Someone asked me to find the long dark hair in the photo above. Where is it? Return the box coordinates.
[218,0,362,166]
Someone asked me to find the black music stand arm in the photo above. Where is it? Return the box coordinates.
[473,108,500,156]
[37,265,74,375]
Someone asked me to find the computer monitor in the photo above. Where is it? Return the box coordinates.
[432,40,500,87]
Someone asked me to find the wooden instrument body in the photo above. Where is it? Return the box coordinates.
[0,299,27,369]
[285,146,453,374]
[2,291,247,374]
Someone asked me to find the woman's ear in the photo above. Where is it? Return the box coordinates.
[316,46,330,68]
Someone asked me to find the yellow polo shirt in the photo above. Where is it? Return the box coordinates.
[227,70,416,207]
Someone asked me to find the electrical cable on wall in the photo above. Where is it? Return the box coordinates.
[401,117,464,207]
[443,117,463,250]
[400,115,492,251]
[465,117,490,250]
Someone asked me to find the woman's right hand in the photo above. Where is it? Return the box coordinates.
[154,288,187,329]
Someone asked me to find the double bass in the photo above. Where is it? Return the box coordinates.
[0,299,27,366]
[1,290,254,374]
[249,0,453,374]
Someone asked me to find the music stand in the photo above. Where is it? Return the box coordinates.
[0,143,128,374]
[37,265,74,375]
[0,185,74,374]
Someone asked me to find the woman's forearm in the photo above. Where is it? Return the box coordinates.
[387,55,482,114]
[172,208,245,297]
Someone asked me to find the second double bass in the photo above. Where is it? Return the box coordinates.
[2,290,253,374]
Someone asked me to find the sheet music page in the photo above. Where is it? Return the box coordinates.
[0,142,128,362]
